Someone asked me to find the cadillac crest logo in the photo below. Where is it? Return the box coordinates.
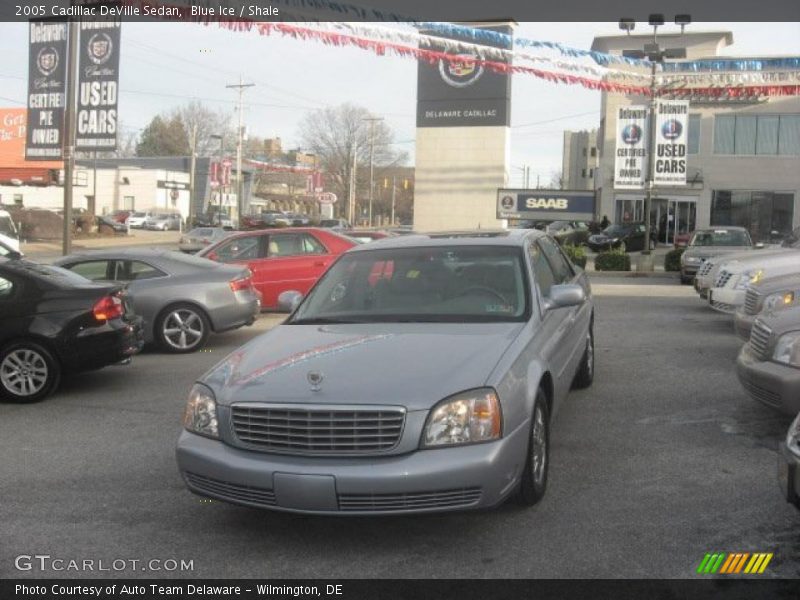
[36,47,59,77]
[307,371,324,392]
[86,33,113,66]
[439,53,484,88]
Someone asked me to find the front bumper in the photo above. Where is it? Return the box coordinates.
[734,310,756,342]
[778,441,800,509]
[709,287,744,314]
[681,264,700,278]
[736,345,800,416]
[176,420,529,515]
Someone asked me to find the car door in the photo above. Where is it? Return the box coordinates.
[0,270,28,345]
[540,237,589,380]
[258,232,332,309]
[529,240,575,403]
[630,225,646,251]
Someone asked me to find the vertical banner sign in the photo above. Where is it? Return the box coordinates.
[76,21,121,151]
[613,105,647,189]
[26,21,69,160]
[654,100,689,186]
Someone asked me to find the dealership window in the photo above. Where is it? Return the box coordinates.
[714,114,800,155]
[123,196,135,210]
[687,114,701,154]
[13,194,23,206]
[711,190,795,241]
[581,168,586,178]
[590,147,597,157]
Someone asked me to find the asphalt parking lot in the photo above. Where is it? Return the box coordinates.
[1,277,797,579]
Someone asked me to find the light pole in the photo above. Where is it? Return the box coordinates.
[620,14,690,260]
[226,76,255,226]
[362,117,383,227]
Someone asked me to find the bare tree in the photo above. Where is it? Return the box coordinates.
[549,169,565,190]
[175,100,234,157]
[298,103,407,216]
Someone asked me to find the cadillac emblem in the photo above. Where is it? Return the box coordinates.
[439,53,484,88]
[87,33,113,66]
[36,47,59,77]
[307,371,324,392]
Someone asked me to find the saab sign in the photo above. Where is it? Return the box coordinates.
[497,189,595,221]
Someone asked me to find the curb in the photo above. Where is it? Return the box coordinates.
[587,270,678,279]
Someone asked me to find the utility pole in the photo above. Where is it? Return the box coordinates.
[62,21,79,256]
[362,117,383,227]
[349,139,358,224]
[189,123,197,226]
[227,76,254,226]
[391,175,396,226]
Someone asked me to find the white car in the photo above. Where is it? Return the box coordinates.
[709,250,800,314]
[0,210,20,252]
[125,211,150,228]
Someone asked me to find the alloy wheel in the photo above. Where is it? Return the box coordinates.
[162,308,205,350]
[0,348,49,397]
[531,405,547,485]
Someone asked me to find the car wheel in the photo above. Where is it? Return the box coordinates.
[0,341,61,403]
[572,326,594,389]
[155,304,210,353]
[516,388,550,507]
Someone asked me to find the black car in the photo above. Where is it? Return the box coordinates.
[0,258,144,403]
[587,223,657,253]
[97,215,128,234]
[547,221,592,246]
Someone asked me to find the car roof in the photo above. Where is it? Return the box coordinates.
[694,226,749,233]
[347,229,543,252]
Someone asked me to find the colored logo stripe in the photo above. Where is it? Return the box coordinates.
[697,553,773,575]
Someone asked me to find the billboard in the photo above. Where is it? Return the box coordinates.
[76,21,121,151]
[653,100,689,186]
[497,189,596,221]
[416,25,512,128]
[613,105,648,190]
[26,21,69,160]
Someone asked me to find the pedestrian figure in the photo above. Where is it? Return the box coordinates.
[600,215,610,229]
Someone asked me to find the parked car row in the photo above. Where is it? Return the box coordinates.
[126,211,183,230]
[683,225,800,512]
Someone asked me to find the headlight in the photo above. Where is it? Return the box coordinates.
[422,388,502,447]
[683,256,701,265]
[182,384,219,439]
[787,412,800,458]
[763,291,795,312]
[772,331,800,368]
[735,269,764,290]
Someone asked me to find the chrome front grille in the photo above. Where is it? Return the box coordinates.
[744,288,761,315]
[338,488,482,512]
[231,405,405,454]
[749,319,772,360]
[698,260,714,278]
[714,270,733,288]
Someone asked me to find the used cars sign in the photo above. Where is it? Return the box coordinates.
[497,189,596,221]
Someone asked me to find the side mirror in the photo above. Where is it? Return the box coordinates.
[754,242,765,249]
[544,284,586,311]
[278,290,303,312]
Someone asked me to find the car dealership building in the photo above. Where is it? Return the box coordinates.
[591,31,800,243]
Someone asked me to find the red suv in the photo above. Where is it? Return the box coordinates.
[197,227,357,310]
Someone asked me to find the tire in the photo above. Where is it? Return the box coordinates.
[516,388,550,507]
[572,326,594,389]
[155,303,210,353]
[0,341,61,403]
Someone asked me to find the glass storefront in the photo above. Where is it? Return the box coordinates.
[710,190,795,242]
[615,197,697,244]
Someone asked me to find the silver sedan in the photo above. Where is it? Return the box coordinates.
[177,229,594,514]
[179,227,232,254]
[54,249,260,353]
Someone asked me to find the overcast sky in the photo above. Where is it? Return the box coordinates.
[1,21,798,186]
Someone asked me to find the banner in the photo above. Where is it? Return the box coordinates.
[26,21,68,160]
[613,105,648,190]
[653,100,689,187]
[497,189,595,221]
[76,21,121,150]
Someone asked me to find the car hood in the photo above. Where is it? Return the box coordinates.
[754,305,800,336]
[683,246,753,260]
[718,249,800,274]
[201,322,525,410]
[750,272,800,296]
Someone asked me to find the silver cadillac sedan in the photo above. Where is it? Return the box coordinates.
[177,230,594,514]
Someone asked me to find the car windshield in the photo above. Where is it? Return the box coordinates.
[603,224,631,236]
[690,229,751,247]
[290,245,529,323]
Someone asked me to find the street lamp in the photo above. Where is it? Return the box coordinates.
[619,14,689,261]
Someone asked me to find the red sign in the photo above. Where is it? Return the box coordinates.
[316,192,337,205]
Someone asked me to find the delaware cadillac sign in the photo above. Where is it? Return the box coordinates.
[417,24,512,127]
[497,189,596,221]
